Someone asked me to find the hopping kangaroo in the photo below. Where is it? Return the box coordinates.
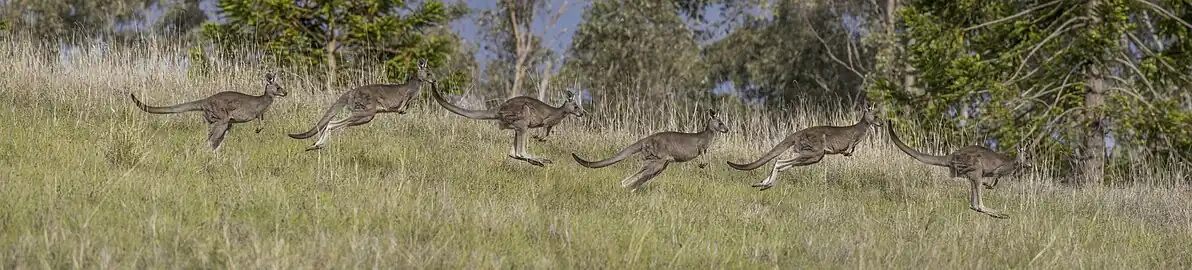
[887,121,1031,219]
[727,104,881,191]
[289,59,434,151]
[429,83,585,167]
[130,73,286,151]
[572,110,729,191]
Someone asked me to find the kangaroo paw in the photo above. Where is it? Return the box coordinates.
[524,159,546,167]
[509,155,546,167]
[255,127,264,133]
[981,210,1010,219]
[397,110,408,114]
[970,207,1010,219]
[983,183,996,189]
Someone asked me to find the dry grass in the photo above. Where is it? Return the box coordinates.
[1,37,1190,269]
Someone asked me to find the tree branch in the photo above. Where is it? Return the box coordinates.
[1111,56,1159,98]
[807,21,866,80]
[1125,32,1189,85]
[1136,0,1192,30]
[1008,17,1083,82]
[1106,86,1156,109]
[1006,41,1075,84]
[965,0,1061,31]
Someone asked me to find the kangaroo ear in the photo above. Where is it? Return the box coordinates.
[1015,144,1030,165]
[708,109,717,117]
[565,90,575,98]
[264,73,274,82]
[858,98,872,111]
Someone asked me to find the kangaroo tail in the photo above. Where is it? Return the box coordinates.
[288,98,347,139]
[726,139,795,171]
[130,93,203,114]
[429,83,497,120]
[571,139,646,169]
[886,120,951,167]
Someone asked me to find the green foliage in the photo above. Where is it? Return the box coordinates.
[205,0,471,91]
[563,0,708,102]
[154,0,208,36]
[704,0,878,108]
[876,0,1152,168]
[1109,0,1192,162]
[1,0,156,39]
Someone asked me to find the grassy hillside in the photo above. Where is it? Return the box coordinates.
[1,39,1190,269]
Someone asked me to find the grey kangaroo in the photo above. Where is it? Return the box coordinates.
[289,59,433,151]
[727,103,881,190]
[130,73,286,151]
[887,120,1031,219]
[429,82,585,167]
[572,109,729,191]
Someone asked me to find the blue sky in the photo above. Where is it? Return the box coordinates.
[449,0,590,65]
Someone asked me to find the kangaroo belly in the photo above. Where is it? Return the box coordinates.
[227,110,260,123]
[824,140,852,154]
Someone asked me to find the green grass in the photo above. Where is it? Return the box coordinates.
[1,39,1190,269]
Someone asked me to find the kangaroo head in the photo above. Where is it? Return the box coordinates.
[415,58,434,83]
[562,90,586,117]
[706,109,729,133]
[859,101,881,127]
[1014,144,1033,171]
[263,73,286,97]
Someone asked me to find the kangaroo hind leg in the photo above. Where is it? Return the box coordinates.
[752,145,825,190]
[751,153,821,190]
[509,125,550,166]
[307,113,371,151]
[966,174,1009,219]
[621,159,672,192]
[207,121,231,152]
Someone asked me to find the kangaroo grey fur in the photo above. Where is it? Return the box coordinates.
[571,109,729,191]
[130,73,286,151]
[727,103,881,190]
[430,82,586,167]
[290,59,434,151]
[887,120,1031,219]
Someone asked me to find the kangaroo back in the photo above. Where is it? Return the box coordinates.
[572,139,646,168]
[727,138,795,171]
[886,121,950,167]
[429,84,498,120]
[289,96,347,139]
[130,94,204,114]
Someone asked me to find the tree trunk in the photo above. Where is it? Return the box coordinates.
[510,8,529,100]
[1075,0,1106,185]
[883,0,919,95]
[537,59,554,101]
[1080,64,1107,185]
[324,38,338,92]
